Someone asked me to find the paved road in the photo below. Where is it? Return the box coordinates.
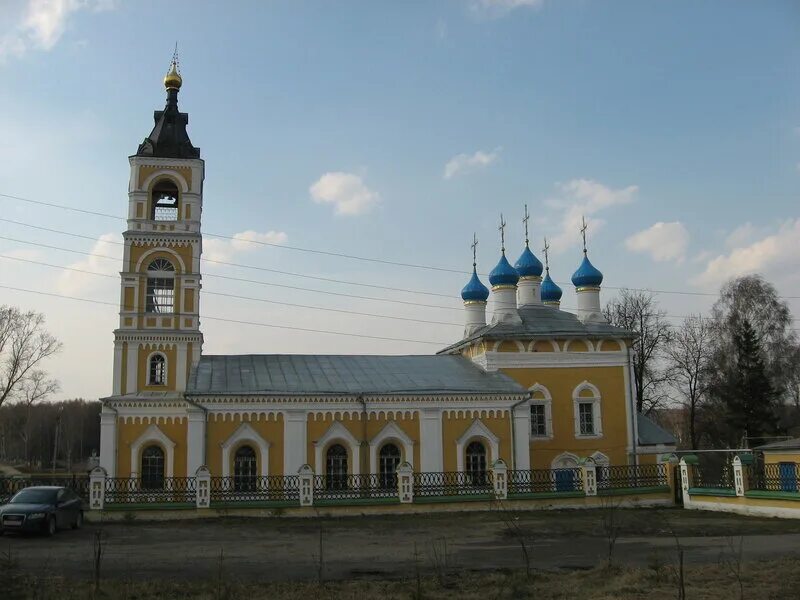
[4,509,800,582]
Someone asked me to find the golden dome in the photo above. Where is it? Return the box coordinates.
[164,61,182,90]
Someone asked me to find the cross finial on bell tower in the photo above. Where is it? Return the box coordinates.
[543,237,551,273]
[471,233,478,268]
[580,215,588,254]
[498,213,507,254]
[523,204,530,247]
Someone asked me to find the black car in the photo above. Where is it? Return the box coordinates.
[0,486,84,536]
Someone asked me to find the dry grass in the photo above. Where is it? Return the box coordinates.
[3,558,798,600]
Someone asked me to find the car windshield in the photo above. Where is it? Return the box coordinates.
[9,489,58,504]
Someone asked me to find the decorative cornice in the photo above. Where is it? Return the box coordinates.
[474,350,628,371]
[113,331,203,344]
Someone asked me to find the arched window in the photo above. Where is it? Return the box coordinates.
[151,180,179,221]
[465,440,487,485]
[146,259,175,314]
[378,443,401,488]
[326,444,348,490]
[141,445,164,489]
[233,445,257,492]
[148,353,166,385]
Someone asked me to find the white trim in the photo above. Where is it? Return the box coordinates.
[145,351,168,386]
[526,339,560,352]
[314,421,361,476]
[563,339,595,352]
[139,169,190,194]
[573,381,603,439]
[491,339,525,352]
[130,424,176,478]
[221,423,270,478]
[527,383,554,440]
[369,422,414,473]
[420,408,443,472]
[475,351,627,371]
[456,419,500,472]
[551,452,580,469]
[134,247,187,274]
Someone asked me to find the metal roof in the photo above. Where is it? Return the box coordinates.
[439,304,635,354]
[186,354,528,396]
[637,413,677,446]
[754,437,800,452]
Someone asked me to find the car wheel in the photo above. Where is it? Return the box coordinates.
[46,516,56,537]
[72,512,83,530]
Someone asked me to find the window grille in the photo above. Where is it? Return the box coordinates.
[148,354,166,385]
[146,278,174,313]
[326,444,348,490]
[233,446,257,492]
[530,404,547,436]
[378,443,401,488]
[141,445,165,489]
[151,181,179,221]
[578,402,595,435]
[465,441,487,484]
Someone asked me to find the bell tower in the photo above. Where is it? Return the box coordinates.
[110,55,204,398]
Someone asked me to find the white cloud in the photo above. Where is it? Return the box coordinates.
[545,179,639,253]
[625,221,689,263]
[443,148,500,179]
[204,230,288,264]
[691,218,800,289]
[57,232,120,295]
[309,172,379,216]
[0,0,114,62]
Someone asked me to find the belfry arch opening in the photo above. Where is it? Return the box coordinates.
[151,179,179,221]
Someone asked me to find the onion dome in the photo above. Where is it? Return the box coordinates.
[164,61,182,90]
[514,246,544,278]
[489,254,520,287]
[461,268,490,302]
[540,272,563,303]
[571,254,604,288]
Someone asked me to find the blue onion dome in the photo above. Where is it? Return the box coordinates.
[488,253,520,287]
[461,268,490,302]
[540,272,563,303]
[514,246,544,278]
[571,253,604,288]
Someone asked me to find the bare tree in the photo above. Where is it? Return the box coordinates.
[0,306,61,410]
[666,316,712,449]
[18,371,59,467]
[605,290,672,413]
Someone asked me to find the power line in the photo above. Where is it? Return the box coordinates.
[4,192,798,300]
[0,283,451,346]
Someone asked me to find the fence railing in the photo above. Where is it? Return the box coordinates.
[210,475,300,503]
[0,474,90,504]
[507,468,583,495]
[104,477,197,505]
[413,471,494,497]
[598,464,667,490]
[313,474,397,501]
[747,463,799,493]
[691,464,734,490]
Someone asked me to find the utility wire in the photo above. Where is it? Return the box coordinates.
[0,284,451,346]
[4,192,798,300]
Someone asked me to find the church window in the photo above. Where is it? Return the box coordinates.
[465,440,487,484]
[233,445,257,492]
[573,383,602,438]
[141,445,165,489]
[148,354,166,385]
[325,444,348,490]
[530,404,547,437]
[146,259,175,313]
[578,402,595,435]
[151,180,179,221]
[378,443,401,488]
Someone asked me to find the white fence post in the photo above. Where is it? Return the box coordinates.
[298,464,314,507]
[396,461,414,504]
[492,459,508,500]
[679,458,691,506]
[732,456,744,497]
[195,466,211,508]
[89,466,106,511]
[582,458,597,497]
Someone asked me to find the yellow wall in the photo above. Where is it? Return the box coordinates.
[441,410,511,471]
[501,365,630,468]
[763,452,800,465]
[136,343,177,391]
[206,413,284,477]
[116,418,188,478]
[138,166,192,191]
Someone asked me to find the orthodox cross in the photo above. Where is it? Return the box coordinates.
[498,213,507,253]
[580,215,588,254]
[542,237,550,272]
[171,42,180,73]
[523,204,530,247]
[471,233,478,268]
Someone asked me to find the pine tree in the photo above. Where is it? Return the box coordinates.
[720,319,781,445]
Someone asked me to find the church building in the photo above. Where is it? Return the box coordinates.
[99,59,674,488]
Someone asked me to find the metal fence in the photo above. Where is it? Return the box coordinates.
[597,464,667,490]
[747,463,799,493]
[104,477,197,505]
[0,474,90,504]
[507,468,583,495]
[313,474,398,501]
[691,464,734,490]
[210,475,300,503]
[413,471,494,498]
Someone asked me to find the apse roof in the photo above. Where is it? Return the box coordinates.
[636,413,678,446]
[438,303,635,354]
[186,354,527,397]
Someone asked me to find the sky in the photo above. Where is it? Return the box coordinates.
[0,0,798,401]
